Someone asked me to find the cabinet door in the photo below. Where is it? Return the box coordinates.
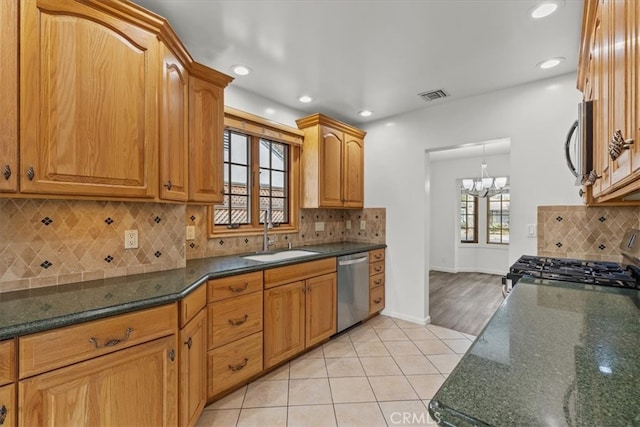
[188,76,224,203]
[0,0,18,193]
[20,0,159,198]
[179,309,206,427]
[263,281,305,368]
[0,384,16,427]
[319,126,344,207]
[592,3,611,197]
[19,336,178,427]
[343,134,364,208]
[630,0,640,174]
[159,45,189,201]
[305,273,337,348]
[609,0,634,186]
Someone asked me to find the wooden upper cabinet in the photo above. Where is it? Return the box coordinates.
[188,74,225,204]
[20,0,159,198]
[296,114,366,209]
[343,134,365,208]
[0,0,18,193]
[159,44,189,201]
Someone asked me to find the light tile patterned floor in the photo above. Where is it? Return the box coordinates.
[196,315,475,427]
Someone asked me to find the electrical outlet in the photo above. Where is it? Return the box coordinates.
[360,220,366,230]
[346,220,352,230]
[124,230,138,249]
[315,221,325,232]
[186,225,196,241]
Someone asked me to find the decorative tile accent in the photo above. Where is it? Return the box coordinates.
[556,216,563,222]
[190,215,196,221]
[0,199,185,293]
[41,217,53,226]
[154,251,162,258]
[189,242,196,248]
[104,255,114,263]
[537,205,640,261]
[556,242,563,248]
[154,216,162,223]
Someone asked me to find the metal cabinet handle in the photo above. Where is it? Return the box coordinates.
[374,279,383,285]
[228,358,248,371]
[0,405,6,425]
[26,166,35,181]
[2,165,10,180]
[228,283,249,293]
[609,129,634,161]
[164,180,172,190]
[374,254,383,260]
[185,337,192,350]
[169,349,175,361]
[374,266,383,272]
[88,327,134,349]
[583,170,601,186]
[374,298,383,304]
[228,314,248,326]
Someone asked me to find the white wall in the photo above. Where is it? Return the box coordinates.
[363,72,582,324]
[429,152,510,275]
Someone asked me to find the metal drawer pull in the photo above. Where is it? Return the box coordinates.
[609,129,634,160]
[164,180,172,191]
[228,358,249,371]
[88,327,134,349]
[26,166,35,181]
[374,298,383,304]
[374,266,383,272]
[374,254,383,259]
[2,165,10,180]
[0,405,6,425]
[229,314,249,326]
[374,279,383,285]
[229,283,249,293]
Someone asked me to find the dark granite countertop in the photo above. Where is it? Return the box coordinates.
[0,241,384,340]
[428,278,640,426]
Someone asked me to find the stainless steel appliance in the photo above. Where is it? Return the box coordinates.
[503,229,640,297]
[565,100,595,186]
[336,252,370,333]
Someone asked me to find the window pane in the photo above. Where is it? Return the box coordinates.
[230,133,249,164]
[259,169,271,187]
[271,142,286,171]
[272,171,285,193]
[223,131,230,163]
[231,165,248,187]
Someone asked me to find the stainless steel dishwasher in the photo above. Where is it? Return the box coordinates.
[337,252,370,333]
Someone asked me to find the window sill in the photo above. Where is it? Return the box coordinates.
[209,225,299,239]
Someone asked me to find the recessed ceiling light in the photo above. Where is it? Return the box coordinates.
[231,65,251,76]
[530,2,559,19]
[538,57,565,69]
[359,110,373,117]
[298,95,313,103]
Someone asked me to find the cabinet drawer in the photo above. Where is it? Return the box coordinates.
[208,271,263,302]
[19,304,177,379]
[208,332,263,398]
[180,284,207,328]
[369,249,385,263]
[369,273,385,289]
[370,286,385,315]
[208,292,263,349]
[369,261,385,276]
[0,340,15,386]
[264,258,336,289]
[0,383,15,427]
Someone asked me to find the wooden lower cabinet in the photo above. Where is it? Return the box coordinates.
[264,273,337,369]
[208,332,263,398]
[369,249,386,315]
[179,309,206,427]
[0,384,16,427]
[369,286,385,315]
[19,335,178,426]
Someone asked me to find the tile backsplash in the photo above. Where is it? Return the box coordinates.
[538,205,640,262]
[185,206,386,259]
[0,198,386,293]
[0,199,186,293]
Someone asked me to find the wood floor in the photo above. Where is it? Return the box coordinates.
[428,270,504,336]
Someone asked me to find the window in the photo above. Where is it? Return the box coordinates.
[210,107,301,236]
[487,189,510,244]
[460,192,478,243]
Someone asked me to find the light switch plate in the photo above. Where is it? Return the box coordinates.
[186,225,196,240]
[360,220,366,230]
[124,230,138,249]
[315,222,325,232]
[527,224,537,238]
[346,220,352,230]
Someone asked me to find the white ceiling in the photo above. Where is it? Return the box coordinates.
[133,0,583,125]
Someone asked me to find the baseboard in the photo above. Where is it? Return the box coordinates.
[429,266,457,273]
[380,309,430,326]
[430,267,505,276]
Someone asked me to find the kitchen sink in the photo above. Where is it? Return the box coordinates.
[241,249,319,262]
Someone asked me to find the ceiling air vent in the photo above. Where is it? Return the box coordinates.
[418,89,449,102]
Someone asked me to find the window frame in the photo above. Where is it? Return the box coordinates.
[208,107,302,237]
[460,191,478,244]
[486,189,510,245]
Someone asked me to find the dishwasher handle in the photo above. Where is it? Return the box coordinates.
[338,257,369,266]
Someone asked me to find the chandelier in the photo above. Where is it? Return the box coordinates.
[461,145,508,198]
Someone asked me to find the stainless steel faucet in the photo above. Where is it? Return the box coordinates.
[263,208,273,252]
